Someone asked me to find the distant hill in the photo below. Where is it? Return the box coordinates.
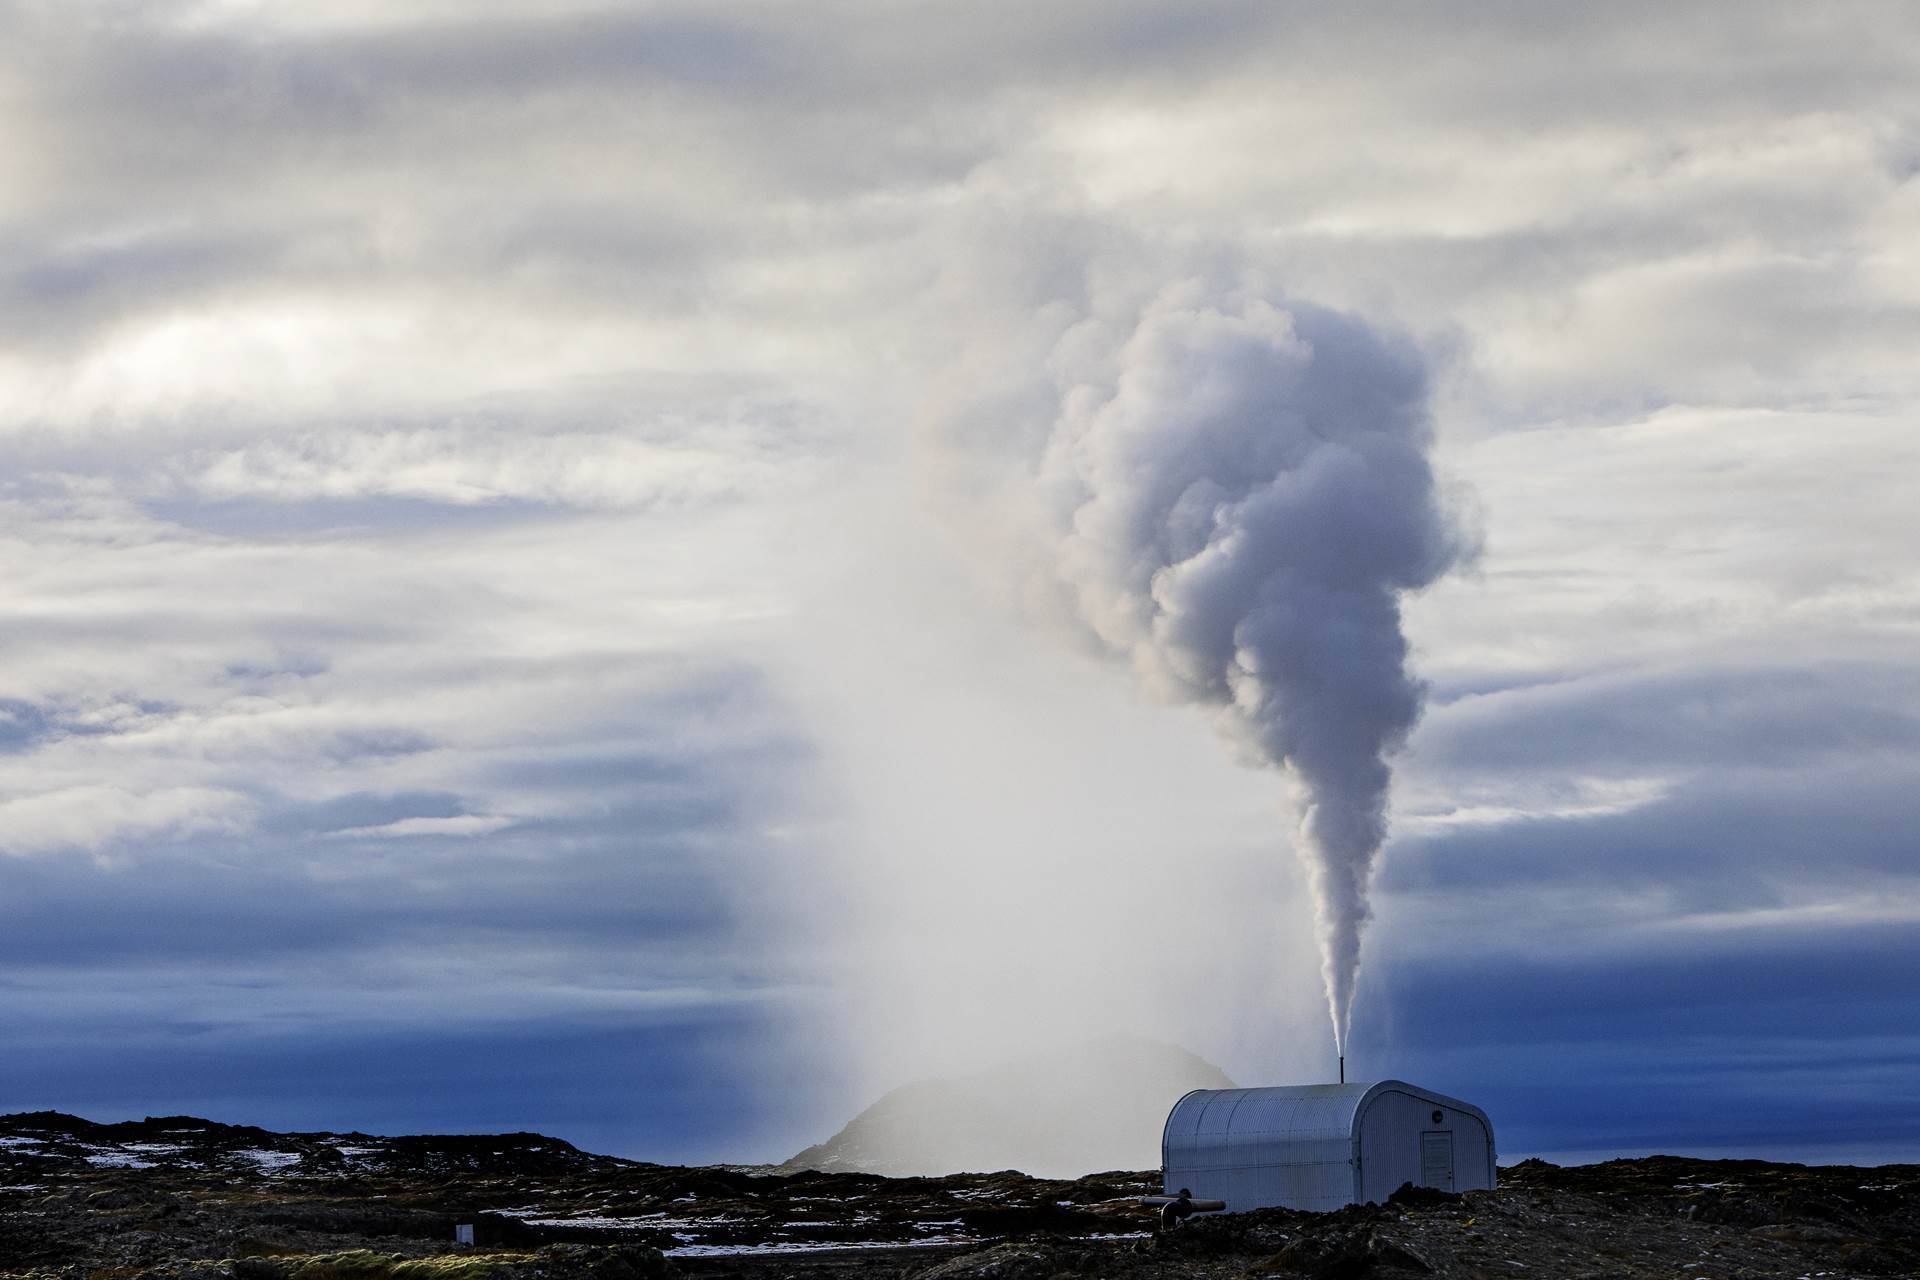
[0,1109,631,1179]
[783,1035,1235,1178]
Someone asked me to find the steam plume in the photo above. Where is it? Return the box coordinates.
[1035,282,1467,1053]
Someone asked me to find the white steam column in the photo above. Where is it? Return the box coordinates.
[1035,280,1470,1054]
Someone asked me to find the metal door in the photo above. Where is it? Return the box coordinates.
[1420,1132,1455,1190]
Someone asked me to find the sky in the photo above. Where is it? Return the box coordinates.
[3,0,1920,1167]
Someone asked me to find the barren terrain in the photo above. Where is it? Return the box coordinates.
[4,1112,1918,1278]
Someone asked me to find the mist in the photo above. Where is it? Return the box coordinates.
[751,462,1336,1158]
[746,278,1467,1168]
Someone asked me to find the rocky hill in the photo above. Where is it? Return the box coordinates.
[0,1109,622,1180]
[784,1035,1236,1177]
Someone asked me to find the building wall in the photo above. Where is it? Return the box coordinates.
[1356,1087,1496,1203]
[1164,1134,1358,1213]
[1162,1087,1362,1212]
[1162,1082,1497,1214]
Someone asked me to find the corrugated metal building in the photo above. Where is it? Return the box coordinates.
[1161,1081,1496,1212]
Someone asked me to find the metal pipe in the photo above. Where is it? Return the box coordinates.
[1339,1055,1345,1084]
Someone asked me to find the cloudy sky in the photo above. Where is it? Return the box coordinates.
[4,0,1919,1166]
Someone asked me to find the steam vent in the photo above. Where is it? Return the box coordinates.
[1162,1080,1496,1212]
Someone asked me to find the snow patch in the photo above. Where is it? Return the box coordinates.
[234,1149,303,1172]
[83,1153,156,1169]
[664,1237,972,1257]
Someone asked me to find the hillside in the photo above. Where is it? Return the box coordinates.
[784,1035,1236,1177]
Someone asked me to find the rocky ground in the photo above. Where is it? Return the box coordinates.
[4,1111,1919,1279]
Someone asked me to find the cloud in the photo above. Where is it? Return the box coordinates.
[177,420,813,509]
[324,814,514,839]
[0,0,1918,1163]
[1417,663,1920,776]
[0,784,251,857]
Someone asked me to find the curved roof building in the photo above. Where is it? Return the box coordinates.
[1161,1080,1496,1212]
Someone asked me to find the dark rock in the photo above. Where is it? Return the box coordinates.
[89,1185,181,1212]
[1684,1192,1781,1226]
[1254,1225,1432,1278]
[253,1204,458,1239]
[9,1112,1920,1280]
[955,1200,1106,1237]
[1366,1232,1432,1274]
[1385,1182,1456,1209]
[525,1243,676,1279]
[909,1243,1063,1279]
[1269,1230,1379,1279]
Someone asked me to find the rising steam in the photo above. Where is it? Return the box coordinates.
[1034,281,1468,1053]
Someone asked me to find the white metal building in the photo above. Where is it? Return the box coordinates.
[1161,1081,1496,1212]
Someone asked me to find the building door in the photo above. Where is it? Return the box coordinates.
[1420,1132,1455,1191]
